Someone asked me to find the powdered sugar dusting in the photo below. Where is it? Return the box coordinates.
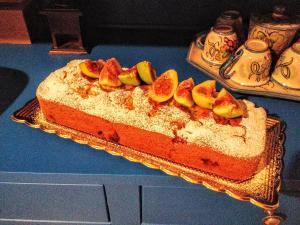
[37,60,267,158]
[178,103,266,158]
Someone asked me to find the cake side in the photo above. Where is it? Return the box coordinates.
[38,97,261,180]
[36,60,267,159]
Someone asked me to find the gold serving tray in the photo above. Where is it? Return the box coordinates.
[12,98,284,211]
[187,41,300,101]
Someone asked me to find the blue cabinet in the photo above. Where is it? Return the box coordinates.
[0,44,299,225]
[1,176,300,225]
[0,183,109,224]
[142,186,262,225]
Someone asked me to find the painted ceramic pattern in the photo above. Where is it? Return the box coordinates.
[274,56,294,79]
[220,42,272,87]
[272,45,300,89]
[202,29,238,66]
[249,26,297,55]
[188,41,300,101]
[248,52,272,82]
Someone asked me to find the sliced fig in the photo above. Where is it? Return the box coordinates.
[192,80,216,109]
[99,58,122,87]
[148,69,178,102]
[212,88,244,118]
[79,60,105,78]
[190,105,211,120]
[136,61,156,84]
[118,66,141,86]
[174,78,195,108]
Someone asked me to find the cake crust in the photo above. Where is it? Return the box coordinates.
[38,98,261,180]
[36,60,267,180]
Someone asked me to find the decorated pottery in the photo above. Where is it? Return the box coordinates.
[202,25,238,66]
[215,10,245,43]
[196,32,206,50]
[248,6,300,55]
[272,42,300,89]
[220,39,272,87]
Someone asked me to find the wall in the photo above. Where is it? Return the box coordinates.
[34,0,300,46]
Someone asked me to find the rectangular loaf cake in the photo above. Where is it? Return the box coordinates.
[37,60,267,180]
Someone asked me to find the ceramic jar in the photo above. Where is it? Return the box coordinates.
[272,42,300,89]
[215,10,245,43]
[201,25,238,66]
[220,39,272,87]
[248,6,300,55]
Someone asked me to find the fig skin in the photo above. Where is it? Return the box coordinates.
[79,60,105,78]
[212,88,244,119]
[174,77,195,108]
[118,66,141,86]
[99,58,122,87]
[136,61,156,84]
[148,69,178,103]
[192,80,216,109]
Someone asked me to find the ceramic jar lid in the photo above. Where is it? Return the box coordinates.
[250,5,300,31]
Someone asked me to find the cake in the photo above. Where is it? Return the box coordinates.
[36,58,267,181]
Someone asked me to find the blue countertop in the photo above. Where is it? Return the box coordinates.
[0,43,299,180]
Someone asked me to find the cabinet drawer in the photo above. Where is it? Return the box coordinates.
[142,186,262,225]
[0,183,109,223]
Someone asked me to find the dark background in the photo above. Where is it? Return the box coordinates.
[27,0,300,46]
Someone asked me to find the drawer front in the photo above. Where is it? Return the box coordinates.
[0,183,109,223]
[142,186,262,225]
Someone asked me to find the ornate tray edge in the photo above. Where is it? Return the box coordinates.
[186,41,300,101]
[11,98,284,210]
